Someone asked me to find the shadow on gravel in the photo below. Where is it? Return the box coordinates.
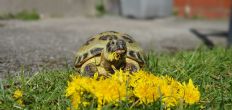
[190,28,228,49]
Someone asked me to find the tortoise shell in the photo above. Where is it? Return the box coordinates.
[75,31,144,67]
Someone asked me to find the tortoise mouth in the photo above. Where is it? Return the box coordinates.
[114,49,126,54]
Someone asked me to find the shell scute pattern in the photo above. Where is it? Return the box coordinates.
[98,34,118,41]
[84,37,95,45]
[90,48,104,56]
[75,31,144,67]
[122,34,134,43]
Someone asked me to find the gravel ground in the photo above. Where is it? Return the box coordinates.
[0,16,229,78]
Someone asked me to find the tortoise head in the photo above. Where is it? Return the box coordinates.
[103,39,127,62]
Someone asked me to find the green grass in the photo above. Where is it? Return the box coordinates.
[95,0,105,16]
[145,47,232,109]
[1,47,232,109]
[0,10,40,21]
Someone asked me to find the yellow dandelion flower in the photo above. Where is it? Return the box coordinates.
[111,69,130,83]
[65,70,201,109]
[65,81,76,97]
[183,79,200,104]
[130,70,161,104]
[133,82,160,104]
[13,89,24,106]
[90,79,127,106]
[108,52,119,61]
[70,93,81,109]
[162,96,178,108]
[13,89,23,99]
[160,76,184,107]
[66,75,94,109]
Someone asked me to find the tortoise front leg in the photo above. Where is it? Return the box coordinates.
[83,63,109,77]
[124,63,139,73]
[83,63,98,77]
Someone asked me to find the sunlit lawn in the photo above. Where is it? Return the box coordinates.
[0,47,232,109]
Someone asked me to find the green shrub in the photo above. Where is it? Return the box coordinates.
[0,10,40,21]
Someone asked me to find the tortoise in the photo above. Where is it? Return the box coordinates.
[74,31,145,76]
